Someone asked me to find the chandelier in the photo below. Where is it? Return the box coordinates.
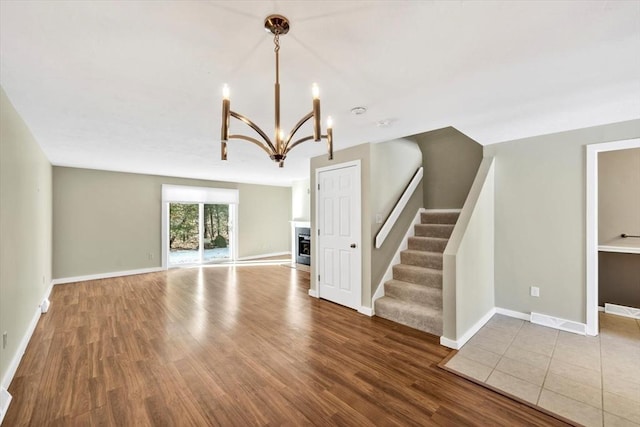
[220,14,333,168]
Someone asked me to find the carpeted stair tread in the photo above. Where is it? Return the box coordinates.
[384,279,443,307]
[374,296,443,336]
[400,249,443,269]
[421,211,460,225]
[408,236,448,253]
[392,264,442,288]
[415,224,454,239]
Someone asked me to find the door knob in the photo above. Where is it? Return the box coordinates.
[350,243,357,248]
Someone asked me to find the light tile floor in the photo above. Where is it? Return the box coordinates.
[444,313,640,427]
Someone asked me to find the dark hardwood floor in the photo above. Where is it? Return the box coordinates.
[4,265,568,426]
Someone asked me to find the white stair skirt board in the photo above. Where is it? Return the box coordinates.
[604,303,640,319]
[358,306,373,317]
[0,387,11,426]
[440,307,496,350]
[530,312,587,335]
[52,267,164,285]
[372,208,425,307]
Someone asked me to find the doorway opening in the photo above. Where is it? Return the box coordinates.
[586,137,640,335]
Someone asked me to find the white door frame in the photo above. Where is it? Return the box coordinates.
[314,159,362,310]
[586,137,640,336]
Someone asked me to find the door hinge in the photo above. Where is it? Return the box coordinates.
[317,183,320,190]
[317,229,320,236]
[318,274,320,282]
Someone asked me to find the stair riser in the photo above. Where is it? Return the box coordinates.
[374,300,443,336]
[385,283,442,308]
[393,266,442,288]
[415,224,454,238]
[421,211,460,225]
[407,237,448,253]
[400,251,443,269]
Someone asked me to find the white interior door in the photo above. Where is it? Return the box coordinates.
[317,162,361,310]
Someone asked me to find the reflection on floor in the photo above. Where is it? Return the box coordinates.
[443,313,640,427]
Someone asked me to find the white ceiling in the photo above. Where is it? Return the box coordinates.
[1,1,639,186]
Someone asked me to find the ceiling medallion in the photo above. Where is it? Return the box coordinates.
[220,15,333,167]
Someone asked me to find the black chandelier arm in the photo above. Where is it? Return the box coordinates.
[230,111,276,153]
[283,111,314,152]
[228,134,275,156]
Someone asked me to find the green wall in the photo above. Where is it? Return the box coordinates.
[53,167,291,278]
[0,87,52,386]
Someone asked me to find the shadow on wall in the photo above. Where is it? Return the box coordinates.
[413,127,484,209]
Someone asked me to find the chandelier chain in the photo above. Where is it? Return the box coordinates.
[273,33,280,53]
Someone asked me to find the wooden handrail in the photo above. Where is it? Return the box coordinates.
[375,167,423,249]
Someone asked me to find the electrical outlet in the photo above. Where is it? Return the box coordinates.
[375,213,383,224]
[148,252,153,260]
[530,286,540,297]
[2,332,7,349]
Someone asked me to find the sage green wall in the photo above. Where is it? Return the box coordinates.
[415,127,483,209]
[370,139,423,294]
[310,143,372,305]
[442,158,495,342]
[237,183,291,258]
[598,147,640,244]
[0,87,52,386]
[53,167,291,278]
[484,119,640,323]
[291,178,310,221]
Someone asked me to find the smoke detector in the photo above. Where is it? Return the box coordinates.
[350,106,367,115]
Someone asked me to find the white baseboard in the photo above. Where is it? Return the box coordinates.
[604,303,640,319]
[1,303,45,393]
[236,252,291,261]
[2,281,54,390]
[531,312,587,335]
[440,307,496,350]
[358,306,373,317]
[598,306,605,312]
[0,387,11,426]
[495,307,530,320]
[51,267,164,285]
[308,289,319,298]
[423,208,463,213]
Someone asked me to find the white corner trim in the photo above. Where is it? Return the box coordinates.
[308,289,319,298]
[235,252,291,261]
[604,303,640,319]
[358,306,373,317]
[51,267,164,285]
[372,208,423,304]
[440,307,496,350]
[439,336,459,349]
[0,387,11,426]
[495,307,530,320]
[530,312,587,335]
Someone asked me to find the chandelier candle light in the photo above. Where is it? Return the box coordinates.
[220,14,333,167]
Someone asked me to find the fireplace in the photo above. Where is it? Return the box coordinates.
[295,227,311,265]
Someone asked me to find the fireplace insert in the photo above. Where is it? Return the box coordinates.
[295,227,311,265]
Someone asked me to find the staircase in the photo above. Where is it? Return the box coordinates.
[374,211,459,336]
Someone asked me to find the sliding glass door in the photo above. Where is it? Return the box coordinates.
[203,204,230,262]
[169,203,233,266]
